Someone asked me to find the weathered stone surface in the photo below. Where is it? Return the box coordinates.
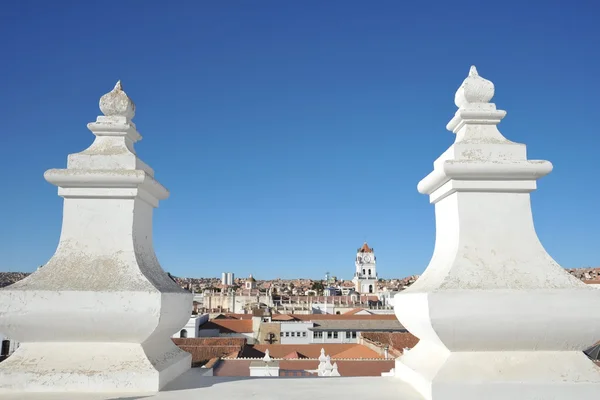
[393,66,600,400]
[0,82,192,393]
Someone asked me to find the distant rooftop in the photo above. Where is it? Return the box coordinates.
[309,319,405,332]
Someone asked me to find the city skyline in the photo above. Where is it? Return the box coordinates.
[1,1,599,279]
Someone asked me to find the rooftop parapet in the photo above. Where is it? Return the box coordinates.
[0,82,193,393]
[394,66,600,400]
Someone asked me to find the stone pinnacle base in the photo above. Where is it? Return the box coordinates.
[0,341,191,393]
[395,345,600,400]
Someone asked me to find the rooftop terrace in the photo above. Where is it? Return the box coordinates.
[1,372,424,400]
[1,67,599,400]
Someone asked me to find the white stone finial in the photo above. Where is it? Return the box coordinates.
[322,355,333,377]
[318,348,327,362]
[395,69,600,400]
[454,65,495,108]
[263,349,272,363]
[0,82,191,393]
[331,362,340,377]
[99,80,136,119]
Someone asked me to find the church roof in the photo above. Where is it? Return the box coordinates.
[357,242,373,253]
[282,351,307,359]
[246,274,256,282]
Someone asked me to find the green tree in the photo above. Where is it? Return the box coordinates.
[311,281,324,294]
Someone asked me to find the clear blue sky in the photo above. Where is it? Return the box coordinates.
[1,1,598,280]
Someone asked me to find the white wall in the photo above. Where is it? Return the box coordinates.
[280,322,313,344]
[197,330,255,344]
[310,330,359,344]
[172,315,206,339]
[312,303,335,314]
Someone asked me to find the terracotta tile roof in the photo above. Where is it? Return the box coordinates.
[344,308,370,315]
[274,295,379,303]
[213,313,253,320]
[282,351,306,359]
[201,319,253,334]
[310,319,404,332]
[172,338,246,366]
[361,332,419,354]
[204,357,221,368]
[329,345,383,359]
[173,338,247,347]
[584,280,600,284]
[240,344,383,359]
[271,314,298,321]
[291,314,397,321]
[358,242,373,253]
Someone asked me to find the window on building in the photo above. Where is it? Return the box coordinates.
[180,329,188,338]
[280,332,284,337]
[291,332,296,337]
[302,332,307,337]
[285,332,290,337]
[314,331,323,339]
[351,331,357,339]
[368,269,371,276]
[333,332,338,339]
[327,331,332,339]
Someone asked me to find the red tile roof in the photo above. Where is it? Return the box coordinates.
[290,314,397,321]
[358,242,373,253]
[282,351,306,359]
[201,319,253,334]
[213,313,253,320]
[361,332,419,354]
[172,338,246,366]
[271,314,297,321]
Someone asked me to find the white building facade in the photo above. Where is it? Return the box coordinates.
[352,242,378,293]
[172,314,209,339]
[279,321,313,344]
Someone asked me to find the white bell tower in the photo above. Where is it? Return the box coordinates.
[352,242,378,294]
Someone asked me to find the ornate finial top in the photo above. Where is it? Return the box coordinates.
[99,80,136,119]
[319,348,327,362]
[263,349,271,363]
[454,65,495,108]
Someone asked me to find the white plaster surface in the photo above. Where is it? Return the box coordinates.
[0,81,192,393]
[0,370,424,400]
[393,66,600,400]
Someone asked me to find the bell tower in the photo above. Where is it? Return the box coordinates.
[352,242,378,294]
